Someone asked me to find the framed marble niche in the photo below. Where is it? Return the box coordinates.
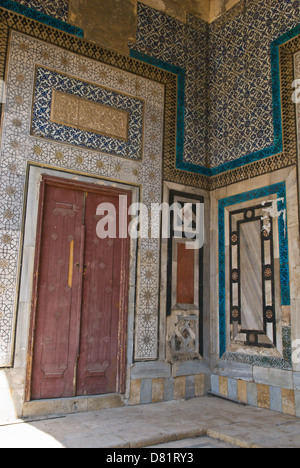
[218,180,292,369]
[229,203,277,350]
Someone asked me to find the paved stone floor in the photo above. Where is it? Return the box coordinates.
[1,396,300,448]
[149,437,237,448]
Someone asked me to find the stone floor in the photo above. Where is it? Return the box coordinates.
[1,396,300,448]
[148,437,238,448]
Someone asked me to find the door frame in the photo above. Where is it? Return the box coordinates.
[25,174,131,401]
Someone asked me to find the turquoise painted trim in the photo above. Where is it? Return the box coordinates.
[218,182,290,357]
[0,0,84,37]
[130,25,300,177]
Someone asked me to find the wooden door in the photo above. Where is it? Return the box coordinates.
[27,176,130,401]
[76,191,128,396]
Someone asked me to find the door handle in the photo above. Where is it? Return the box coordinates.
[68,240,74,288]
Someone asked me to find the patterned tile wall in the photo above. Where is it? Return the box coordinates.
[11,0,69,22]
[130,2,209,168]
[208,0,300,169]
[132,0,300,172]
[0,29,165,365]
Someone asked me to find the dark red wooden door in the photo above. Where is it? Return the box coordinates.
[30,184,84,400]
[76,192,125,396]
[29,178,130,400]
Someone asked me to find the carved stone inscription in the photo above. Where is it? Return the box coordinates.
[50,89,129,141]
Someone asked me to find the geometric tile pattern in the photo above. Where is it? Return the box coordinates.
[0,4,299,367]
[12,0,69,22]
[32,67,144,160]
[129,374,206,406]
[229,204,277,350]
[1,5,300,193]
[130,2,209,168]
[0,28,165,365]
[131,1,300,177]
[208,0,300,169]
[1,0,83,36]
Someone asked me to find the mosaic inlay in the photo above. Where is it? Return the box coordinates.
[229,204,277,349]
[218,183,291,369]
[1,0,83,36]
[32,67,144,160]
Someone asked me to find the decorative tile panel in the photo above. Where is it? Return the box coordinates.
[130,3,209,169]
[132,1,300,184]
[12,0,69,22]
[0,28,165,365]
[32,66,144,159]
[0,0,83,36]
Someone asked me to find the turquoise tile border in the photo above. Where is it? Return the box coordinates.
[129,49,187,174]
[0,0,84,37]
[218,182,291,358]
[130,24,300,177]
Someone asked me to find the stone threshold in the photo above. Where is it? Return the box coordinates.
[22,393,124,419]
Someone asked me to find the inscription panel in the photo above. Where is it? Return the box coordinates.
[31,67,145,160]
[51,90,129,141]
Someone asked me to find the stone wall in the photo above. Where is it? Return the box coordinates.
[211,374,300,417]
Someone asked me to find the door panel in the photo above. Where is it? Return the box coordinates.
[31,185,84,400]
[29,177,130,400]
[76,192,125,396]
